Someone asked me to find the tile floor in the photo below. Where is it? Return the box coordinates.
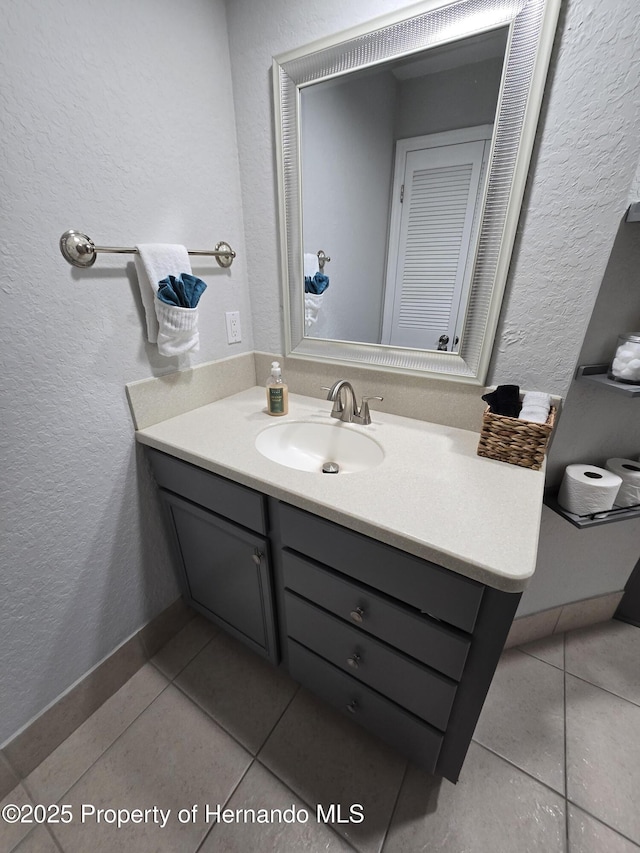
[2,615,639,853]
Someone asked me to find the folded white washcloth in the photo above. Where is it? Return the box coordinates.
[519,391,551,423]
[134,244,191,344]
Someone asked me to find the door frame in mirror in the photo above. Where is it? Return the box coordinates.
[273,0,561,384]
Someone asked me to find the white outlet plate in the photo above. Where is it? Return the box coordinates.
[225,311,241,343]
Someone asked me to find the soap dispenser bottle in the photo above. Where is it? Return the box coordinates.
[266,361,288,416]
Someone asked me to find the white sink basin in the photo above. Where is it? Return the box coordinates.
[255,420,384,473]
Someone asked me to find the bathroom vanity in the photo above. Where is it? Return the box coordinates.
[137,387,544,783]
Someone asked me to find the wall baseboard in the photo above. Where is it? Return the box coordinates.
[505,591,624,649]
[0,598,194,797]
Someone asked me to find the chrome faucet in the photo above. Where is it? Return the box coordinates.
[322,380,383,425]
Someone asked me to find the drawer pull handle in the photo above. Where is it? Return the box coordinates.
[252,550,263,566]
[346,654,361,670]
[346,700,358,714]
[350,606,365,623]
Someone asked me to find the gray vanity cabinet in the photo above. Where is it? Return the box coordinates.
[272,502,521,783]
[146,448,521,783]
[147,448,278,663]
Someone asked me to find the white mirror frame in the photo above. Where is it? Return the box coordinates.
[273,0,560,384]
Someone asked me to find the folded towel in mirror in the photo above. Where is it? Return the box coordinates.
[304,272,329,294]
[305,293,323,327]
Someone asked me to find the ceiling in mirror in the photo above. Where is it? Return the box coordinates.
[273,0,561,383]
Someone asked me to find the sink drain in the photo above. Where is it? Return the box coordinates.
[321,461,340,474]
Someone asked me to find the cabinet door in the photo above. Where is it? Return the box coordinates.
[160,491,278,663]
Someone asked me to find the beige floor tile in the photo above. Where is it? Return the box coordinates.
[566,674,640,844]
[519,632,565,669]
[175,631,298,754]
[49,685,251,853]
[474,648,565,793]
[200,761,353,852]
[565,621,640,706]
[26,663,168,804]
[385,743,565,853]
[11,826,60,853]
[0,784,34,852]
[151,614,218,680]
[568,804,640,853]
[259,688,406,853]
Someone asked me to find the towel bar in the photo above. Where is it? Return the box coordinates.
[59,230,236,269]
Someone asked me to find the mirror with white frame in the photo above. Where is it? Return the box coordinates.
[273,0,560,383]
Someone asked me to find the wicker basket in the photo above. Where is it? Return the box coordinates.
[476,406,556,470]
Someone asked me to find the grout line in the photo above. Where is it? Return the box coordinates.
[516,646,565,671]
[170,678,264,758]
[251,757,363,853]
[565,800,640,850]
[193,758,256,853]
[151,624,219,683]
[254,684,301,757]
[44,823,66,853]
[470,740,566,801]
[379,760,410,853]
[252,755,362,853]
[563,670,640,710]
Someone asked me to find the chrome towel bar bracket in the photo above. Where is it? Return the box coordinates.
[59,230,236,269]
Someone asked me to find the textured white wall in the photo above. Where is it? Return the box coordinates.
[227,0,640,394]
[0,0,252,743]
[226,0,640,616]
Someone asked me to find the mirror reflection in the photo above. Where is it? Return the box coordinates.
[300,28,508,353]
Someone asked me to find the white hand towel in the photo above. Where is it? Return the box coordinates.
[305,293,322,328]
[304,252,318,278]
[134,244,191,343]
[154,298,200,357]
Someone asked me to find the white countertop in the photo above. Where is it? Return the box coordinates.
[135,387,545,592]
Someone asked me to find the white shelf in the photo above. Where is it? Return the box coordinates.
[576,364,640,397]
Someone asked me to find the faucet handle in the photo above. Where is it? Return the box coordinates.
[356,396,384,425]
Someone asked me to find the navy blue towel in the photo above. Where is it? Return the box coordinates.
[304,272,330,294]
[157,273,207,308]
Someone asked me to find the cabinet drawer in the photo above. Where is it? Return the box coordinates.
[286,592,456,731]
[282,550,469,680]
[288,640,443,775]
[147,448,267,534]
[279,503,482,633]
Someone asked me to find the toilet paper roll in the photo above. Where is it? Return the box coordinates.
[557,464,622,516]
[605,458,640,508]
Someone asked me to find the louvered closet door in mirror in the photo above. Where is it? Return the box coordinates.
[382,128,491,351]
